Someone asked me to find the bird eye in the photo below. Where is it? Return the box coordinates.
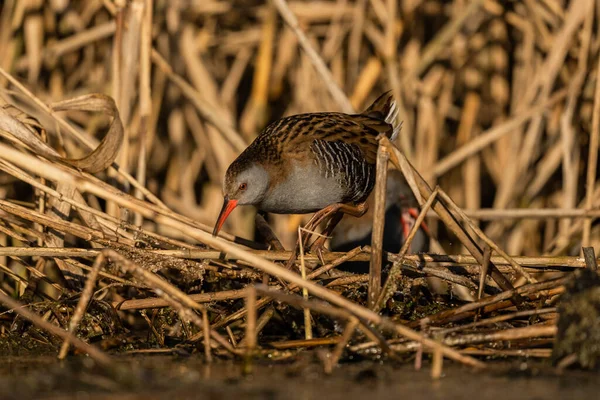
[239,183,247,191]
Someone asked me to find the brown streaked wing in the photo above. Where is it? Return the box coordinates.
[287,113,392,164]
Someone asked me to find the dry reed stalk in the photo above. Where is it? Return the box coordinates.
[582,247,598,271]
[0,246,593,269]
[114,288,248,311]
[368,144,388,308]
[583,44,600,247]
[298,226,313,340]
[442,325,557,346]
[436,307,557,336]
[244,285,257,369]
[418,276,568,326]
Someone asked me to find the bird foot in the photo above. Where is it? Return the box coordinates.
[286,202,368,270]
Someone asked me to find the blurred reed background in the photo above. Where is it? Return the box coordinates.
[1,0,599,265]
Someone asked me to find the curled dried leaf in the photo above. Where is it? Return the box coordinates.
[0,93,123,174]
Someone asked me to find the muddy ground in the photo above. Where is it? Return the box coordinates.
[0,354,597,400]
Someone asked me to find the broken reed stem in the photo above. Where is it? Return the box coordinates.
[457,208,600,219]
[582,247,598,271]
[437,307,557,336]
[478,245,492,301]
[431,348,443,379]
[134,0,153,226]
[245,286,257,362]
[369,144,389,308]
[114,288,248,311]
[58,253,106,359]
[298,226,313,340]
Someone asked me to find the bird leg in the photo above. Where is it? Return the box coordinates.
[285,202,369,269]
[308,211,344,264]
[308,202,369,263]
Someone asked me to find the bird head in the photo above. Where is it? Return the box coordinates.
[212,162,269,236]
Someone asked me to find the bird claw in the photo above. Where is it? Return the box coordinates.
[309,238,329,265]
[315,246,327,265]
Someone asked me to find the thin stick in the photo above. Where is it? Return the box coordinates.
[58,253,106,359]
[443,325,557,346]
[202,309,213,363]
[326,317,358,374]
[134,0,153,226]
[114,288,248,311]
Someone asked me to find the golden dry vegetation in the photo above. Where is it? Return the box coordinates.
[0,0,598,379]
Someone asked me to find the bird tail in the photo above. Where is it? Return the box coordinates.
[363,90,401,141]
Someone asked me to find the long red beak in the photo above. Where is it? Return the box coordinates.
[212,197,238,236]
